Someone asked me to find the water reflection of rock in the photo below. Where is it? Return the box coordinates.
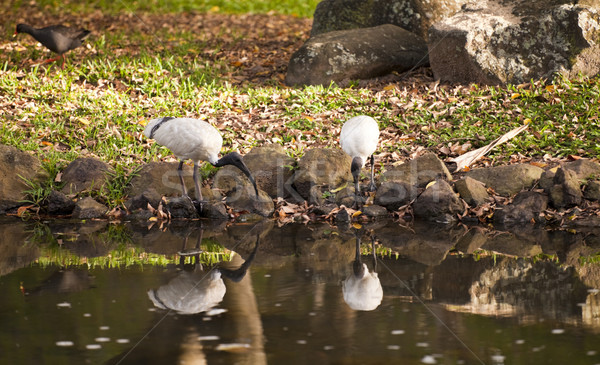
[28,269,93,295]
[436,257,589,320]
[342,233,383,311]
[0,218,39,276]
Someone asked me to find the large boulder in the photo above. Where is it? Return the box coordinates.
[0,145,49,212]
[213,145,296,199]
[382,152,452,189]
[311,0,469,40]
[454,176,489,206]
[494,191,549,225]
[286,24,428,87]
[465,164,544,196]
[292,148,352,200]
[413,180,464,223]
[128,161,195,198]
[60,158,113,195]
[429,1,600,85]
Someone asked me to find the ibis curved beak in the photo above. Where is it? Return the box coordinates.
[214,152,259,198]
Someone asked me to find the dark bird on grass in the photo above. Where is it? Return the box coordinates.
[144,117,259,203]
[340,115,380,205]
[14,23,90,69]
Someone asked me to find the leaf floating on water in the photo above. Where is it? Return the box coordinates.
[56,341,74,347]
[215,343,251,352]
[205,308,227,316]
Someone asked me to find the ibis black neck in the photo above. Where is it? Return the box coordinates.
[214,152,259,198]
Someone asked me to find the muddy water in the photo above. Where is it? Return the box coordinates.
[1,217,599,364]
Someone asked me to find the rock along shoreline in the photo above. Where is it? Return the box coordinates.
[2,143,600,228]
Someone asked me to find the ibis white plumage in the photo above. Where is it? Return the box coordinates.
[342,233,382,311]
[340,115,379,200]
[144,117,258,201]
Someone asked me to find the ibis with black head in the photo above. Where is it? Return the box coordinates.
[340,115,379,203]
[144,117,258,202]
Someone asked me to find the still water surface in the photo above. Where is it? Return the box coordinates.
[0,217,599,364]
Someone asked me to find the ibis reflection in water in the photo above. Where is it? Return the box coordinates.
[342,231,383,311]
[147,230,261,315]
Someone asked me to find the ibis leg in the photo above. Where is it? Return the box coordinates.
[192,162,203,201]
[368,154,376,191]
[177,160,188,197]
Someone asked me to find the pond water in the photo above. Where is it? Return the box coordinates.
[1,217,600,364]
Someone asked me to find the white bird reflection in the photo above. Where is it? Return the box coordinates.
[342,232,383,311]
[148,231,260,315]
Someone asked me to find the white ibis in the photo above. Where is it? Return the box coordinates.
[340,115,379,201]
[147,231,260,315]
[14,24,90,69]
[342,233,383,311]
[144,117,258,202]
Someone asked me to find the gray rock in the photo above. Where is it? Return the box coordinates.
[429,1,600,85]
[584,180,600,201]
[312,203,337,216]
[481,233,543,257]
[308,185,327,206]
[60,158,113,195]
[201,201,229,220]
[454,176,489,206]
[561,159,600,181]
[362,204,389,219]
[335,208,350,224]
[213,145,296,199]
[165,196,199,219]
[311,0,469,40]
[494,191,548,225]
[335,186,358,208]
[413,180,463,223]
[454,229,487,254]
[374,181,414,211]
[0,144,49,212]
[383,152,452,189]
[72,197,107,219]
[550,168,583,208]
[125,187,163,211]
[539,168,556,192]
[226,185,274,217]
[128,161,194,198]
[47,190,76,215]
[292,148,352,200]
[465,164,544,196]
[286,24,428,87]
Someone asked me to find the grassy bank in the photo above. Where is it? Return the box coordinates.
[1,1,600,207]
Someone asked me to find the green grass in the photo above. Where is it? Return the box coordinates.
[2,1,600,207]
[8,0,320,17]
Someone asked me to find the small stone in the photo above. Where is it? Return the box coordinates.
[584,180,600,201]
[454,176,489,206]
[226,185,274,217]
[374,181,414,211]
[72,197,108,219]
[125,188,162,211]
[494,191,548,225]
[413,180,463,223]
[165,196,198,219]
[47,190,76,215]
[361,205,389,218]
[550,168,582,208]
